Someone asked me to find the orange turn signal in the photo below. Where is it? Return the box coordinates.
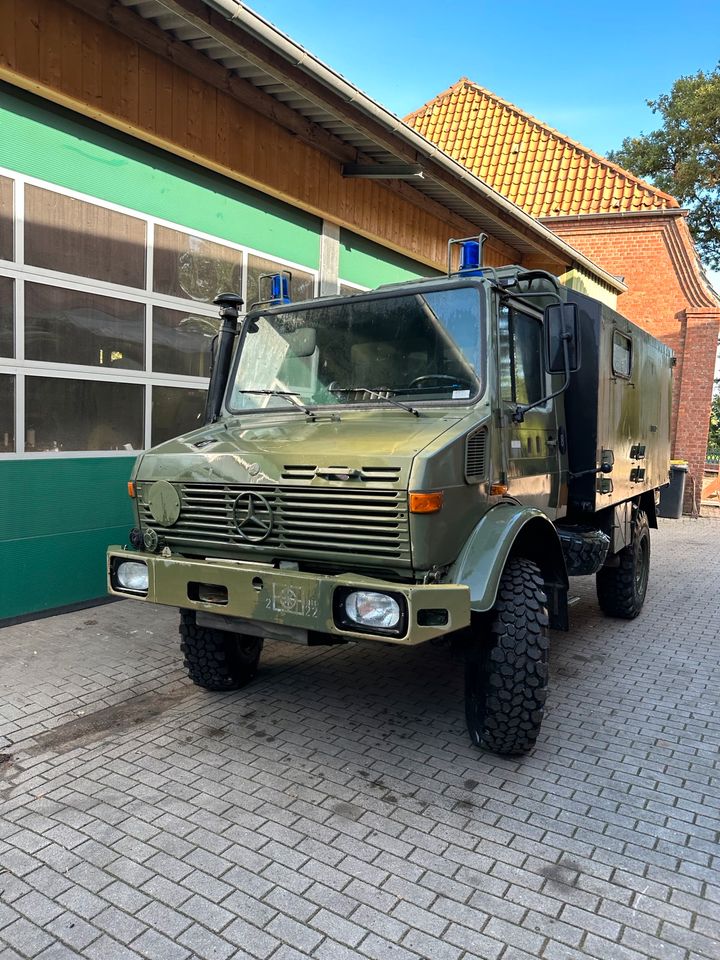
[409,491,444,514]
[489,483,508,496]
[127,481,136,498]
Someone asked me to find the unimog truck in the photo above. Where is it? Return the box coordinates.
[108,238,673,756]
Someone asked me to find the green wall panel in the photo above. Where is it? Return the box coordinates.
[0,458,135,620]
[339,229,441,289]
[0,84,321,268]
[0,526,130,621]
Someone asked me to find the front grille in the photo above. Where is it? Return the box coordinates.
[139,483,411,564]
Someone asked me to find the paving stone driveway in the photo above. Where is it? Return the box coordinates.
[1,518,718,960]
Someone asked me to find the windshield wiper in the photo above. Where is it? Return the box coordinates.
[233,389,315,416]
[329,386,419,417]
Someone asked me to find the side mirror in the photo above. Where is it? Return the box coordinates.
[545,302,580,374]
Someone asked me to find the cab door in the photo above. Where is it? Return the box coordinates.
[497,301,564,517]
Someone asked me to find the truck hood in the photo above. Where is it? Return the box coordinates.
[136,411,463,486]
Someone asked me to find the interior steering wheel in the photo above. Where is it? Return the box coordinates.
[409,374,473,389]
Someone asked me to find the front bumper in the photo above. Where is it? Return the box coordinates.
[107,548,470,646]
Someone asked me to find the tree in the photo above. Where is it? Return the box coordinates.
[609,64,720,269]
[709,393,720,452]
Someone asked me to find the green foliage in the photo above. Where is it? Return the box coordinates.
[608,64,720,269]
[709,393,720,452]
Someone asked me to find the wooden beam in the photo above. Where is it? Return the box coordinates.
[66,0,505,247]
[150,0,570,261]
[66,0,356,163]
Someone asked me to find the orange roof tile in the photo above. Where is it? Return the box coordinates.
[405,79,679,218]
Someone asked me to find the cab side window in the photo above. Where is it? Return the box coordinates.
[498,305,545,405]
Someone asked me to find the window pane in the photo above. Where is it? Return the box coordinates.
[0,176,13,262]
[247,254,314,309]
[152,385,206,446]
[0,275,13,357]
[512,311,544,405]
[613,332,632,377]
[152,306,218,378]
[25,377,144,452]
[153,226,242,303]
[0,374,14,452]
[25,283,145,369]
[339,283,362,297]
[498,305,513,400]
[25,186,146,288]
[229,288,482,411]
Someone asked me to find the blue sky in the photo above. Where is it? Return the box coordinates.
[249,0,720,298]
[248,0,720,156]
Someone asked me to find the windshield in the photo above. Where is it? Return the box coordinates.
[227,286,484,413]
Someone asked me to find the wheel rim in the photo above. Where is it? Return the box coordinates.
[635,534,649,601]
[465,636,491,746]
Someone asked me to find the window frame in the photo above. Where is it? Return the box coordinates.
[612,329,633,379]
[0,166,318,458]
[498,300,550,410]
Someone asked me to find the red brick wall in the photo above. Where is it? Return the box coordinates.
[546,213,720,512]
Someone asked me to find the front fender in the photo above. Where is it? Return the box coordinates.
[448,503,568,612]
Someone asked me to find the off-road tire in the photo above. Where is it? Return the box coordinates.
[557,525,610,576]
[596,509,650,620]
[465,557,549,756]
[179,610,263,691]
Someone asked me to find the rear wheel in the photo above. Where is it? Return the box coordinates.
[465,557,549,756]
[179,610,263,690]
[596,509,650,619]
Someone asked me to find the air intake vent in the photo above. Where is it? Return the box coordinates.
[465,427,488,482]
[281,465,317,480]
[360,466,402,483]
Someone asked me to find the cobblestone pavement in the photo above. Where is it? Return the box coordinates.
[1,518,718,960]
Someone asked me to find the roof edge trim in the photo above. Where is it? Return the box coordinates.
[540,209,688,224]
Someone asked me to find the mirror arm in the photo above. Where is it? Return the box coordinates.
[512,333,571,423]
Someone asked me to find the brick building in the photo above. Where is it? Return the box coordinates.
[406,79,720,509]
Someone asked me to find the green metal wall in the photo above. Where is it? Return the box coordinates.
[0,457,135,620]
[0,84,322,268]
[0,86,435,621]
[339,229,441,288]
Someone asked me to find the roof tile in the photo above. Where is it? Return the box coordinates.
[405,79,679,216]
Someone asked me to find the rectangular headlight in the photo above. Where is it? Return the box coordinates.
[345,591,400,629]
[333,587,407,637]
[114,560,149,593]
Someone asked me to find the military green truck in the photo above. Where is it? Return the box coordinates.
[108,238,673,755]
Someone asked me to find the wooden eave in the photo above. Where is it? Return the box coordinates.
[29,0,626,291]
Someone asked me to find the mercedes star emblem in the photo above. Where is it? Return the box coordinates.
[232,491,274,542]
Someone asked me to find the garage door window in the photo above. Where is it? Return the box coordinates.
[0,170,317,455]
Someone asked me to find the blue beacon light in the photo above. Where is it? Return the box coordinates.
[459,239,483,275]
[270,273,291,305]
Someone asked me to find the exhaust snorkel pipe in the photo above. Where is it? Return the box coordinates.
[204,292,244,424]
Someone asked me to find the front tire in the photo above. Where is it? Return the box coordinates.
[465,557,549,756]
[596,509,650,619]
[179,610,263,690]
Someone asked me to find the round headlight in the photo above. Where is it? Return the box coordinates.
[116,560,149,592]
[344,591,400,629]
